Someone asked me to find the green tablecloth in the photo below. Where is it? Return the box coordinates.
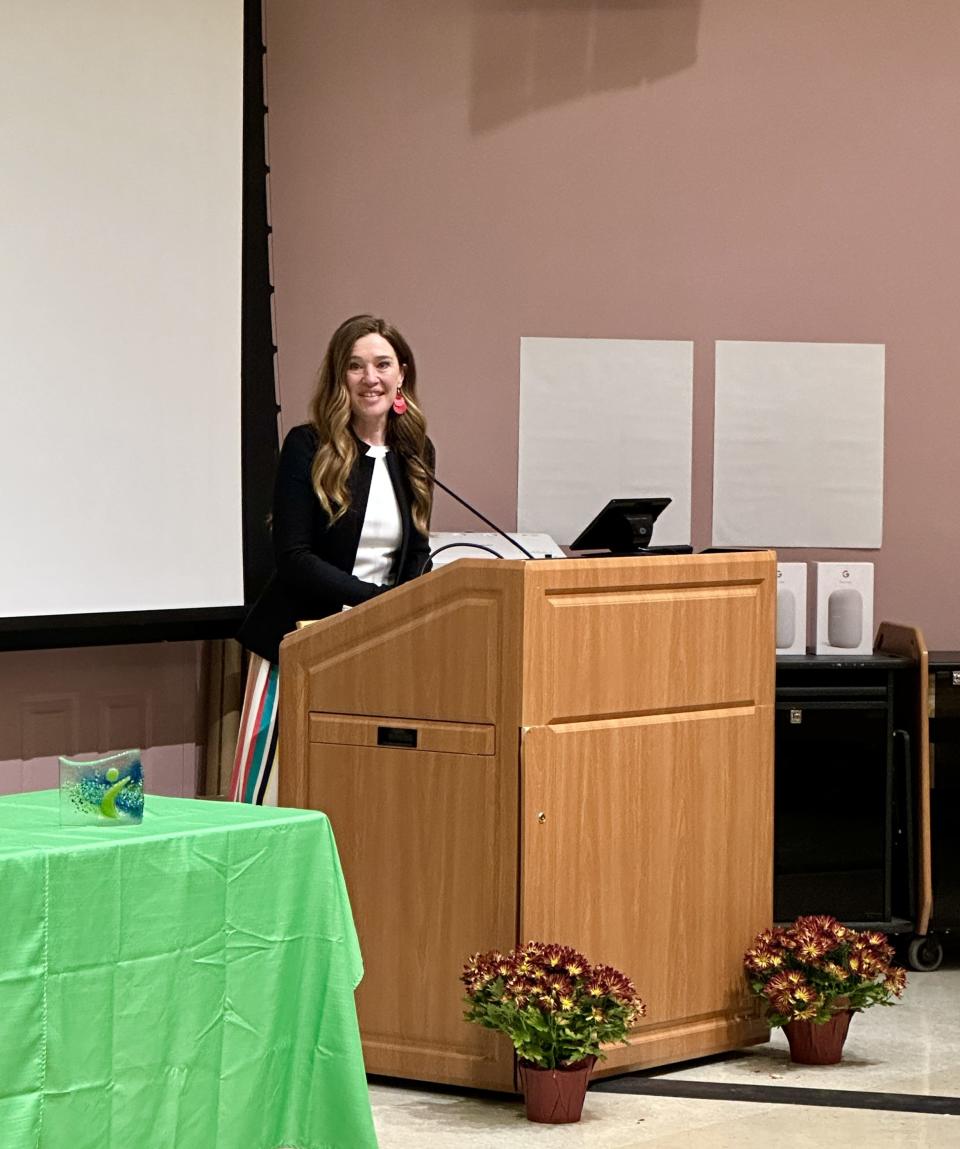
[0,791,378,1149]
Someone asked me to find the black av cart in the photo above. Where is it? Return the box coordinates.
[774,623,935,969]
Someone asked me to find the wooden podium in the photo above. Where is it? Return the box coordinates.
[279,551,776,1091]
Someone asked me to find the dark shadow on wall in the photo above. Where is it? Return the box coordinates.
[470,0,702,132]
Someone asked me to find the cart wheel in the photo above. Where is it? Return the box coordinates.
[907,935,944,972]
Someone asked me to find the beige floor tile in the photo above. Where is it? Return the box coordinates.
[371,1087,959,1148]
[369,963,960,1147]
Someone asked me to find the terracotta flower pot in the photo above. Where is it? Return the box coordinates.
[518,1056,597,1123]
[783,1010,853,1065]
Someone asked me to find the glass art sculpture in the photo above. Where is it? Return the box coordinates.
[59,749,145,825]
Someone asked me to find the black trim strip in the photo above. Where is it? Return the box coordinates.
[240,0,280,605]
[591,1077,960,1116]
[0,607,245,651]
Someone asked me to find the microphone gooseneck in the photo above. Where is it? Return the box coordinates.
[411,455,536,560]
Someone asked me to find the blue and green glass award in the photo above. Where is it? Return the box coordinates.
[59,749,145,825]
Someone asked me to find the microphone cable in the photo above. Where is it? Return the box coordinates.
[420,541,506,577]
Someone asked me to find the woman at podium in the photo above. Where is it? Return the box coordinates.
[231,314,434,803]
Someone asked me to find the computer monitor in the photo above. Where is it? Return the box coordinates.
[570,498,673,554]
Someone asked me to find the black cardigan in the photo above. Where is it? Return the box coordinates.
[238,424,433,662]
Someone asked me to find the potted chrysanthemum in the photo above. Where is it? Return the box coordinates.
[744,915,908,1064]
[461,941,645,1123]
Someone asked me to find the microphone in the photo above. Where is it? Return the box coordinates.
[409,455,536,561]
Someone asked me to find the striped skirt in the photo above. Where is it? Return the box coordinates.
[228,653,279,805]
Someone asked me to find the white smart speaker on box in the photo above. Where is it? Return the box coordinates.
[815,563,874,655]
[776,563,807,654]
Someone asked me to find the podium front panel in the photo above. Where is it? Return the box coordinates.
[306,731,519,1090]
[521,553,775,726]
[519,705,772,1071]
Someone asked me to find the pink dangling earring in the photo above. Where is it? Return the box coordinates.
[392,388,408,415]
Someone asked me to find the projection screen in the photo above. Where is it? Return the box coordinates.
[1,0,244,629]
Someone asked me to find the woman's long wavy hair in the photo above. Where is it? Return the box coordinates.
[308,314,432,535]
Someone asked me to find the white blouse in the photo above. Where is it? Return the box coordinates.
[350,445,402,587]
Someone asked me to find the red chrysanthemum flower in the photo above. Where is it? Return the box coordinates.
[743,917,907,1024]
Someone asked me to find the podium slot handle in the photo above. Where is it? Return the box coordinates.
[377,726,418,749]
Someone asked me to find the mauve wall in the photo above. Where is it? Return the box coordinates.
[0,642,200,798]
[264,0,960,648]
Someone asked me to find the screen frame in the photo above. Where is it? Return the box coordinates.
[1,0,276,653]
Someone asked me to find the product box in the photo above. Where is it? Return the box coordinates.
[815,563,874,655]
[776,563,807,654]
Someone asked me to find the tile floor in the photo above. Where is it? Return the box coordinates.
[369,947,960,1147]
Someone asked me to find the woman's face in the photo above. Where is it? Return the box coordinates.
[344,333,405,426]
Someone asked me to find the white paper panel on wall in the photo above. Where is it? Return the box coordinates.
[0,0,243,618]
[518,338,694,547]
[712,341,885,548]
